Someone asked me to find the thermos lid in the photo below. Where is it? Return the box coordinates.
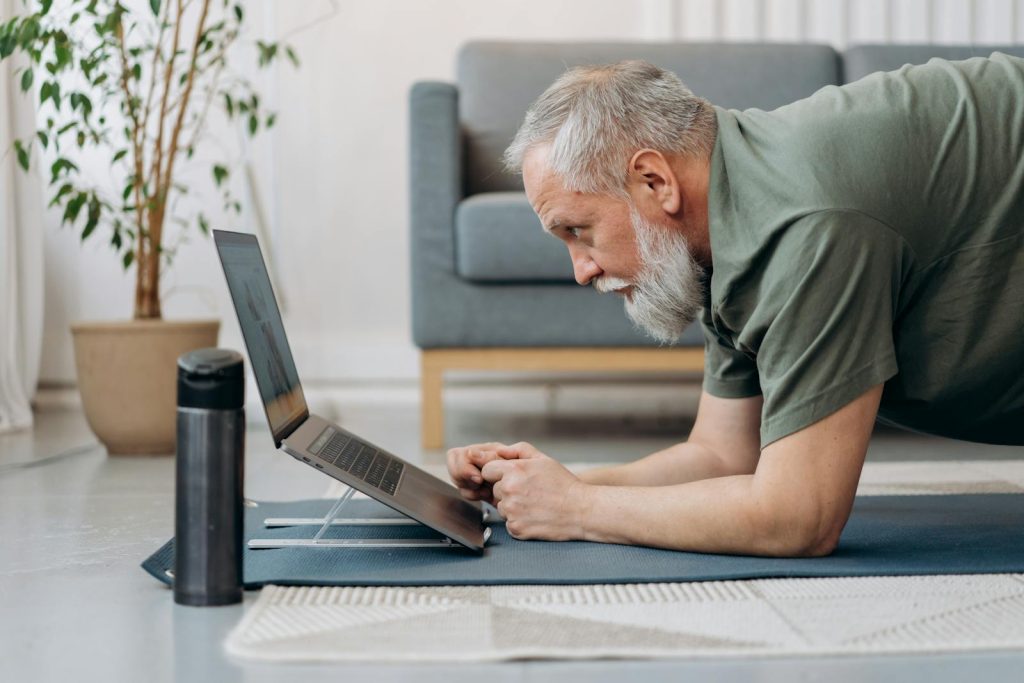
[177,348,245,410]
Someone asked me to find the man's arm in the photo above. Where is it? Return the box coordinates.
[579,391,763,486]
[446,392,761,501]
[481,384,882,557]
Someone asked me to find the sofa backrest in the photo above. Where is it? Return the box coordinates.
[844,44,1024,83]
[457,42,841,195]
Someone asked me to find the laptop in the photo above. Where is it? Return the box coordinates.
[213,229,489,552]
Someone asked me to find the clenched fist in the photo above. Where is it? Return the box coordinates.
[478,441,591,541]
[446,441,508,504]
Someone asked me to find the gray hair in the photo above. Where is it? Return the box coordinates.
[503,60,717,197]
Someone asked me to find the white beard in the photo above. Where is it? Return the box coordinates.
[594,210,705,345]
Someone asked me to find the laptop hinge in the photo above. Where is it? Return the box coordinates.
[274,409,309,448]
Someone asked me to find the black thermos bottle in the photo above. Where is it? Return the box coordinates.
[174,348,246,606]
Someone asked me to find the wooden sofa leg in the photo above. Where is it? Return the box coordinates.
[421,352,445,450]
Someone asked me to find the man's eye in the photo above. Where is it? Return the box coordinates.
[566,227,580,238]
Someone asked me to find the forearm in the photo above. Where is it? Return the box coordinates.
[572,475,834,557]
[577,440,746,487]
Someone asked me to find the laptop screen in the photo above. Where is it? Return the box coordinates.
[214,230,307,445]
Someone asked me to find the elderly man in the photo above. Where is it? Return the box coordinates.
[446,54,1024,557]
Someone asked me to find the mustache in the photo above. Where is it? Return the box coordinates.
[592,276,632,293]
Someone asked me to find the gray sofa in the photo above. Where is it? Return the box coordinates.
[410,42,1024,448]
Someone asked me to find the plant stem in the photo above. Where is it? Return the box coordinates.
[159,0,211,224]
[137,0,187,319]
[114,17,154,319]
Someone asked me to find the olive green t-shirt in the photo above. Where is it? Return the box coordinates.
[702,52,1024,447]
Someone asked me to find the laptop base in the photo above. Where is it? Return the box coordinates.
[248,485,492,550]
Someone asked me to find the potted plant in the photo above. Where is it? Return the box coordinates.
[0,1,297,454]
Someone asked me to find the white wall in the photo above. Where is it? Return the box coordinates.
[38,0,1024,387]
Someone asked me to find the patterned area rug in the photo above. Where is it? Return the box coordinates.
[228,460,1024,662]
[225,575,1024,662]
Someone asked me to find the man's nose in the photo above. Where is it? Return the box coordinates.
[570,249,602,286]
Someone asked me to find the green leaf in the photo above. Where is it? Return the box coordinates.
[63,192,87,225]
[256,40,277,67]
[122,250,134,270]
[212,164,228,187]
[76,131,85,147]
[54,44,72,69]
[50,157,78,183]
[17,17,40,45]
[149,0,161,15]
[248,114,257,135]
[266,113,276,129]
[233,4,243,22]
[41,0,54,17]
[122,181,134,201]
[49,182,73,207]
[223,93,233,118]
[0,33,15,60]
[204,20,226,36]
[112,149,128,162]
[82,196,101,240]
[198,214,210,235]
[41,81,60,109]
[20,68,32,92]
[36,131,48,148]
[285,46,299,67]
[14,139,29,171]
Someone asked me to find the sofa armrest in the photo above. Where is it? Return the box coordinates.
[409,81,463,345]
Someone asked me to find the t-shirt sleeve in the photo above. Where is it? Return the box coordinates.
[740,211,905,447]
[701,306,762,398]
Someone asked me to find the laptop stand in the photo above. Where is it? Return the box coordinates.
[248,485,493,549]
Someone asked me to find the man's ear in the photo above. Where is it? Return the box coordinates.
[627,149,681,215]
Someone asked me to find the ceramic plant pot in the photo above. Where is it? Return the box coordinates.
[71,319,220,455]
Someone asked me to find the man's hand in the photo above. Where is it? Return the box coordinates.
[446,442,509,503]
[479,442,590,541]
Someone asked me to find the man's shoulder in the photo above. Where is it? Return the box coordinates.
[720,210,905,286]
[711,210,908,330]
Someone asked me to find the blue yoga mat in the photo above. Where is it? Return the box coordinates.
[142,494,1024,588]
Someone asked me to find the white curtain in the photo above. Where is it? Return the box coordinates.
[0,0,45,434]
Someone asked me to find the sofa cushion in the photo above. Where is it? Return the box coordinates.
[455,192,573,282]
[457,41,841,195]
[844,44,1024,82]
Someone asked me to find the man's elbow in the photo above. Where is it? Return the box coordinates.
[752,503,847,558]
[790,522,843,557]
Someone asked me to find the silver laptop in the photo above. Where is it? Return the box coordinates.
[214,229,488,552]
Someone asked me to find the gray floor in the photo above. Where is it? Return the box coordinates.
[2,395,1023,683]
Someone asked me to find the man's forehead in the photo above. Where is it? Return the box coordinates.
[522,145,576,216]
[522,146,557,196]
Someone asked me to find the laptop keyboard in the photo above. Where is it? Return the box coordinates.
[311,429,404,496]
